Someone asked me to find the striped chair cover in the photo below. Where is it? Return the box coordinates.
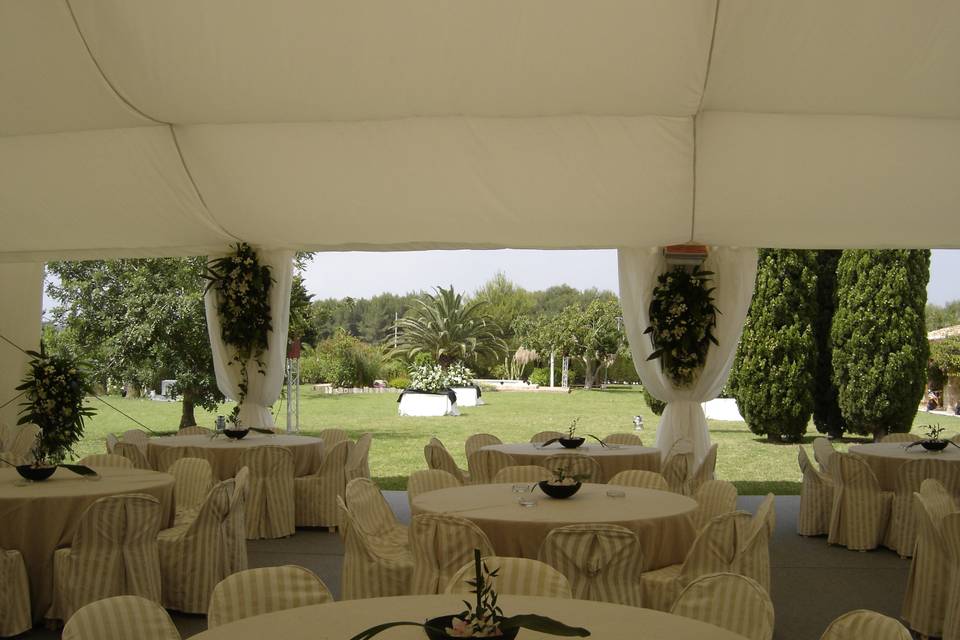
[543,453,603,484]
[465,433,503,458]
[445,556,572,598]
[812,437,836,474]
[901,480,958,637]
[827,452,894,551]
[467,449,516,484]
[337,496,413,600]
[168,458,215,523]
[345,433,372,482]
[62,596,180,640]
[50,493,163,622]
[0,546,31,637]
[942,512,960,640]
[732,494,775,592]
[106,433,119,454]
[240,446,295,539]
[9,424,39,459]
[407,469,462,509]
[207,565,333,628]
[539,524,644,606]
[608,470,669,491]
[953,433,960,445]
[881,433,921,443]
[603,432,644,446]
[294,439,351,528]
[345,478,408,547]
[424,439,469,484]
[78,453,134,469]
[690,443,719,493]
[176,426,212,436]
[121,429,150,450]
[670,573,774,640]
[641,511,750,611]
[819,609,912,640]
[661,450,691,495]
[492,465,553,484]
[0,451,29,467]
[530,431,565,444]
[157,479,234,613]
[884,459,960,557]
[154,446,205,473]
[692,480,738,531]
[798,446,835,536]
[114,442,152,470]
[0,423,9,450]
[317,428,350,449]
[410,514,495,594]
[224,467,249,575]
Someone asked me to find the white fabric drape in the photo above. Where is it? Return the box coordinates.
[618,247,757,464]
[204,249,294,429]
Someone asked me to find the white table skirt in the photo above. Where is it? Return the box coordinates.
[398,393,459,417]
[450,386,483,407]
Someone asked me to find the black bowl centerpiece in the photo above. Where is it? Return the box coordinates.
[224,428,250,440]
[905,424,960,454]
[559,437,585,449]
[349,550,589,640]
[538,479,582,499]
[15,464,57,482]
[920,440,950,452]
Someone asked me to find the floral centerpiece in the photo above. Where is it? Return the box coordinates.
[905,424,960,452]
[408,363,454,394]
[204,243,273,429]
[351,549,589,639]
[538,418,607,450]
[445,362,476,388]
[644,264,719,388]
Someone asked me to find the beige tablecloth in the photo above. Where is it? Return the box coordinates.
[412,483,696,570]
[484,442,661,483]
[0,466,175,622]
[849,442,960,491]
[147,433,324,479]
[191,594,748,640]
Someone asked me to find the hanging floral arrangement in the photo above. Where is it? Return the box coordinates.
[204,243,273,425]
[644,265,719,388]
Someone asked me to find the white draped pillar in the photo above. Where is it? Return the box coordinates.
[0,263,43,429]
[618,247,757,463]
[204,249,294,430]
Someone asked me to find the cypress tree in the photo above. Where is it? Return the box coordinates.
[831,250,930,439]
[731,249,819,442]
[811,250,847,437]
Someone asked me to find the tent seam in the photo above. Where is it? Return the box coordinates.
[690,0,722,243]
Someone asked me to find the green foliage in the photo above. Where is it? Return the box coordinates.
[529,367,551,386]
[731,250,819,442]
[642,386,666,416]
[811,250,847,436]
[832,250,930,437]
[926,299,960,331]
[387,377,410,389]
[287,274,314,342]
[929,337,960,388]
[309,329,384,387]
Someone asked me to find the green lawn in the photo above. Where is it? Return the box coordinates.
[72,387,960,495]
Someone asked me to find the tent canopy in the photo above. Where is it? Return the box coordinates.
[2,0,959,262]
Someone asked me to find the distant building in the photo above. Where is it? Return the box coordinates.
[928,325,960,413]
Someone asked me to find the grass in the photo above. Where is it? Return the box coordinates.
[71,387,960,495]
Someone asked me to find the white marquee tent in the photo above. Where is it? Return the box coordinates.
[2,0,959,427]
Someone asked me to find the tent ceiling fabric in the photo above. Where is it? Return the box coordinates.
[1,0,958,261]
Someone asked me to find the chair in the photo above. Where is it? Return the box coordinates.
[167,458,215,523]
[240,446,295,539]
[543,453,603,483]
[798,446,835,536]
[317,428,350,449]
[0,451,29,467]
[337,496,414,600]
[345,478,408,547]
[157,479,234,613]
[812,437,836,474]
[827,452,893,551]
[0,423,9,450]
[603,432,644,446]
[407,469,462,509]
[207,565,333,628]
[410,513,495,594]
[153,446,205,473]
[465,433,502,458]
[445,556,572,598]
[78,453,134,469]
[732,493,775,591]
[689,443,719,493]
[671,573,774,640]
[467,449,516,484]
[901,480,958,638]
[530,430,565,444]
[492,465,553,484]
[952,433,960,445]
[641,511,750,611]
[121,429,150,450]
[662,449,691,495]
[50,494,163,622]
[819,609,912,640]
[884,458,960,557]
[692,480,738,531]
[113,442,152,470]
[345,433,372,482]
[62,596,180,640]
[423,438,469,484]
[539,524,644,606]
[294,439,351,528]
[224,467,249,575]
[9,424,39,458]
[608,470,670,491]
[942,512,960,640]
[106,433,119,454]
[881,433,920,443]
[176,426,212,436]
[0,546,31,637]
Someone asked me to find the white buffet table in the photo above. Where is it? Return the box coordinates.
[398,392,459,416]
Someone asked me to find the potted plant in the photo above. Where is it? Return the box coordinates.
[905,424,960,453]
[558,417,585,449]
[538,467,589,499]
[350,549,589,639]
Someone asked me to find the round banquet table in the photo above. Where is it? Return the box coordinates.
[0,466,175,622]
[482,442,661,482]
[190,594,749,640]
[412,483,696,571]
[147,433,324,480]
[849,442,960,491]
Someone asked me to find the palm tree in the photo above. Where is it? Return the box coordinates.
[393,286,507,366]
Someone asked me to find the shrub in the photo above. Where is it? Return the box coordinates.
[388,377,410,389]
[642,386,666,416]
[529,367,550,386]
[307,329,384,388]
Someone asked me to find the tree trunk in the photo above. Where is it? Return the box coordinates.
[583,357,595,390]
[180,391,198,428]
